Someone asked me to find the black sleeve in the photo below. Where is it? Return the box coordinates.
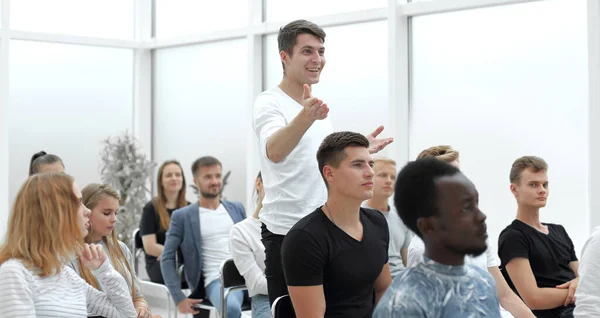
[281,229,326,286]
[559,225,578,262]
[498,228,529,266]
[139,201,159,236]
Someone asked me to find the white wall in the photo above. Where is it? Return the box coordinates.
[410,0,589,253]
[8,41,134,205]
[153,39,249,208]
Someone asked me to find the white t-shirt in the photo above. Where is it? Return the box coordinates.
[252,86,333,235]
[407,236,513,318]
[362,203,413,277]
[199,204,234,286]
[229,217,267,297]
[574,226,600,317]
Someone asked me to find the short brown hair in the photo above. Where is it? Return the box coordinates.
[317,131,369,187]
[278,20,326,70]
[510,156,548,184]
[417,145,459,163]
[191,156,222,176]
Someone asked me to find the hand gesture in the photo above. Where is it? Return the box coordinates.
[557,277,579,306]
[366,126,394,154]
[136,307,152,318]
[79,243,107,271]
[301,84,329,121]
[177,298,203,315]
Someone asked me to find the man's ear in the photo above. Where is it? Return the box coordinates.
[510,183,518,196]
[323,165,334,184]
[280,50,289,65]
[416,217,436,237]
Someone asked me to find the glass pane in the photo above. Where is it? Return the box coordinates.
[265,0,387,22]
[154,39,248,205]
[263,21,389,155]
[155,0,248,38]
[410,0,588,250]
[10,0,134,39]
[8,41,134,202]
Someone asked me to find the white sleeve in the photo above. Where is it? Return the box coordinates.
[484,242,500,268]
[252,95,288,161]
[72,260,137,318]
[0,262,36,317]
[574,229,600,318]
[406,236,425,268]
[229,224,268,296]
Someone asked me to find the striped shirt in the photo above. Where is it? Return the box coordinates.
[0,258,137,317]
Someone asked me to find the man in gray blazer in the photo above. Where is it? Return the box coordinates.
[161,156,246,318]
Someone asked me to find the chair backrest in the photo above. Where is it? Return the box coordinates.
[220,259,246,288]
[272,294,295,318]
[132,228,142,274]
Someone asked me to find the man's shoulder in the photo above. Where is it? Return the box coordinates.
[361,207,387,224]
[289,208,326,232]
[254,88,285,106]
[172,203,197,218]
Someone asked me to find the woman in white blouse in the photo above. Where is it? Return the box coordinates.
[0,172,137,318]
[229,172,270,318]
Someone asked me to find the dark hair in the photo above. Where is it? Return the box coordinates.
[278,19,326,71]
[509,156,548,184]
[191,156,222,176]
[394,158,460,238]
[316,131,369,187]
[29,151,64,176]
[153,160,187,231]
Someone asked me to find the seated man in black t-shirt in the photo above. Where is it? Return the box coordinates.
[498,156,579,318]
[281,131,392,318]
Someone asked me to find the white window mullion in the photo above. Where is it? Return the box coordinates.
[588,0,600,231]
[389,0,410,166]
[246,0,263,212]
[0,0,10,240]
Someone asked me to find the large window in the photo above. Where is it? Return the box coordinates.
[410,0,588,251]
[153,39,249,205]
[265,0,387,22]
[8,41,134,201]
[10,0,134,39]
[155,0,248,38]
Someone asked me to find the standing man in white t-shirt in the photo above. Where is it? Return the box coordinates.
[406,145,535,318]
[363,157,413,278]
[252,19,393,304]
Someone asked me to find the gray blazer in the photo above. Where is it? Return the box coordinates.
[160,200,246,305]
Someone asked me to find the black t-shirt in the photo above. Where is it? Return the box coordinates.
[498,220,577,318]
[281,207,389,318]
[139,200,189,266]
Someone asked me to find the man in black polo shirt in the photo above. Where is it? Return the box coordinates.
[281,131,391,317]
[498,156,579,318]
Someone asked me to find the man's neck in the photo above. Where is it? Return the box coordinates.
[516,205,544,230]
[423,241,465,266]
[199,196,220,210]
[365,196,390,212]
[278,77,305,104]
[324,193,362,227]
[165,191,178,209]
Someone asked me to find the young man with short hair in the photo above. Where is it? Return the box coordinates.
[161,156,246,318]
[373,158,501,317]
[499,156,579,318]
[281,131,391,317]
[363,157,412,278]
[252,19,392,304]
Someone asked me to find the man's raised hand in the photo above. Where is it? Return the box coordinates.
[301,84,329,121]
